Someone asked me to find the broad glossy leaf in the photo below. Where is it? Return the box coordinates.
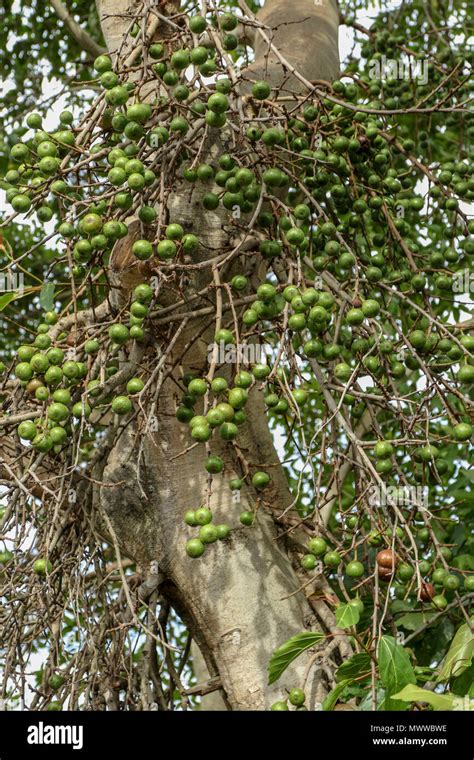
[268,631,324,685]
[322,679,350,711]
[392,684,454,711]
[336,652,371,682]
[439,623,474,681]
[378,635,416,710]
[335,603,360,629]
[396,611,437,631]
[451,662,474,697]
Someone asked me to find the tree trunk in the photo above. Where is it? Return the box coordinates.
[94,0,344,710]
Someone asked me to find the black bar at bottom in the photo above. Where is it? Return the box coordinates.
[0,709,471,758]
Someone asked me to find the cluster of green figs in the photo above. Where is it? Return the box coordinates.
[1,9,472,604]
[13,283,153,453]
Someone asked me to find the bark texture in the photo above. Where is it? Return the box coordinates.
[242,0,340,93]
[94,0,344,710]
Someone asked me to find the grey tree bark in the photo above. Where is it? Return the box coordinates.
[93,0,345,710]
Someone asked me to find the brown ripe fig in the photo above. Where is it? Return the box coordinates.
[378,565,395,581]
[420,582,435,601]
[376,549,397,569]
[26,378,44,396]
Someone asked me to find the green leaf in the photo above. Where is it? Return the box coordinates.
[396,611,437,631]
[391,684,454,711]
[0,291,17,310]
[378,635,416,710]
[451,662,474,697]
[335,603,360,629]
[322,679,350,711]
[389,599,415,613]
[0,288,33,310]
[336,652,371,682]
[417,618,455,668]
[268,631,324,685]
[439,622,474,681]
[39,281,55,312]
[359,688,385,711]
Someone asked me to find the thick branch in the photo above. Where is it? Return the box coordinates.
[50,0,106,57]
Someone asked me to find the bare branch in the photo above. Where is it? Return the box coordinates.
[49,0,106,58]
